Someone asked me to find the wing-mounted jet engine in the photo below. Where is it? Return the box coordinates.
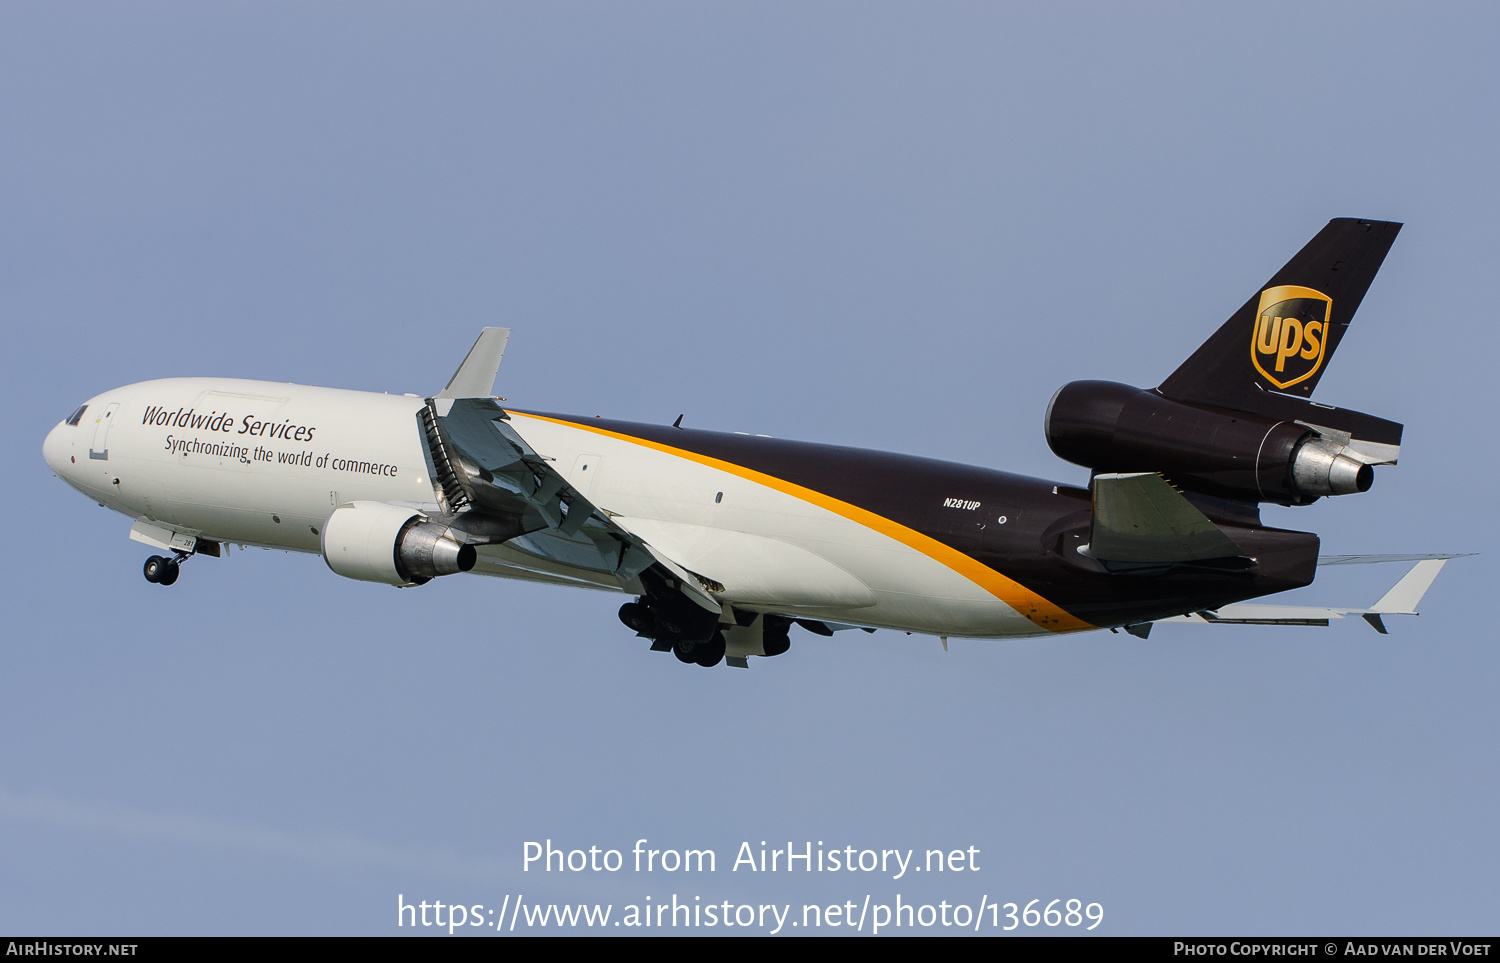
[321,500,477,586]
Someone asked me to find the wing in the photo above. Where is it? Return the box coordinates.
[1315,553,1471,566]
[1151,555,1472,635]
[1084,472,1245,564]
[423,394,721,614]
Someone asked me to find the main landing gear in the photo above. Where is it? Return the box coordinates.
[618,596,794,669]
[142,552,188,586]
[618,598,727,669]
[672,633,726,668]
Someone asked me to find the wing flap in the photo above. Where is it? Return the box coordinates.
[605,517,878,609]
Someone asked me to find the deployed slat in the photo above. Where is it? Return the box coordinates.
[419,402,471,512]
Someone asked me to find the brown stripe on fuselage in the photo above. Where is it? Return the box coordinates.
[512,410,1095,633]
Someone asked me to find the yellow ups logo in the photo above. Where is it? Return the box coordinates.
[1250,284,1331,390]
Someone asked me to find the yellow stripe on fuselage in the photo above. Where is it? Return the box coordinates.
[513,412,1094,634]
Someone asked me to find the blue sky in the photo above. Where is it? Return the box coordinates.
[2,3,1495,935]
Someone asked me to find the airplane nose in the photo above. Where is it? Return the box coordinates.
[42,422,68,475]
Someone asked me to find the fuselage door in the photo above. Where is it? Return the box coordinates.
[89,403,119,460]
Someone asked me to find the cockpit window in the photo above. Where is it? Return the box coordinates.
[65,404,88,426]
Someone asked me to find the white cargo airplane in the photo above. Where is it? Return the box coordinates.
[42,220,1464,667]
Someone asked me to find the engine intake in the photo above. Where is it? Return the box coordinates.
[322,500,477,586]
[1045,381,1376,504]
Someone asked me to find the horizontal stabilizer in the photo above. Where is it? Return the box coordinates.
[1084,472,1243,563]
[438,327,510,399]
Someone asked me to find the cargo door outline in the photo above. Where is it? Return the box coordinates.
[89,403,119,460]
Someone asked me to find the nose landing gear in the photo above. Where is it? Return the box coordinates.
[142,551,189,586]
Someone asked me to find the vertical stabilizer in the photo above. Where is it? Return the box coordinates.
[1158,219,1401,410]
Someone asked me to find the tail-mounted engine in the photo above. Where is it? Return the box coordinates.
[1045,381,1396,505]
[322,500,477,586]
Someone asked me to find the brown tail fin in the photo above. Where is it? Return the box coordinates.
[1158,218,1401,411]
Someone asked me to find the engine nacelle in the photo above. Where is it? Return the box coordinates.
[1045,381,1374,505]
[321,500,477,586]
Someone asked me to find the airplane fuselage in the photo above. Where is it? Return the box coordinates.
[43,376,1316,638]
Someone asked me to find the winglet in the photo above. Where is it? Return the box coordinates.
[438,327,511,399]
[1368,558,1448,615]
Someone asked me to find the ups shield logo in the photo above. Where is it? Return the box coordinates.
[1250,284,1331,390]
